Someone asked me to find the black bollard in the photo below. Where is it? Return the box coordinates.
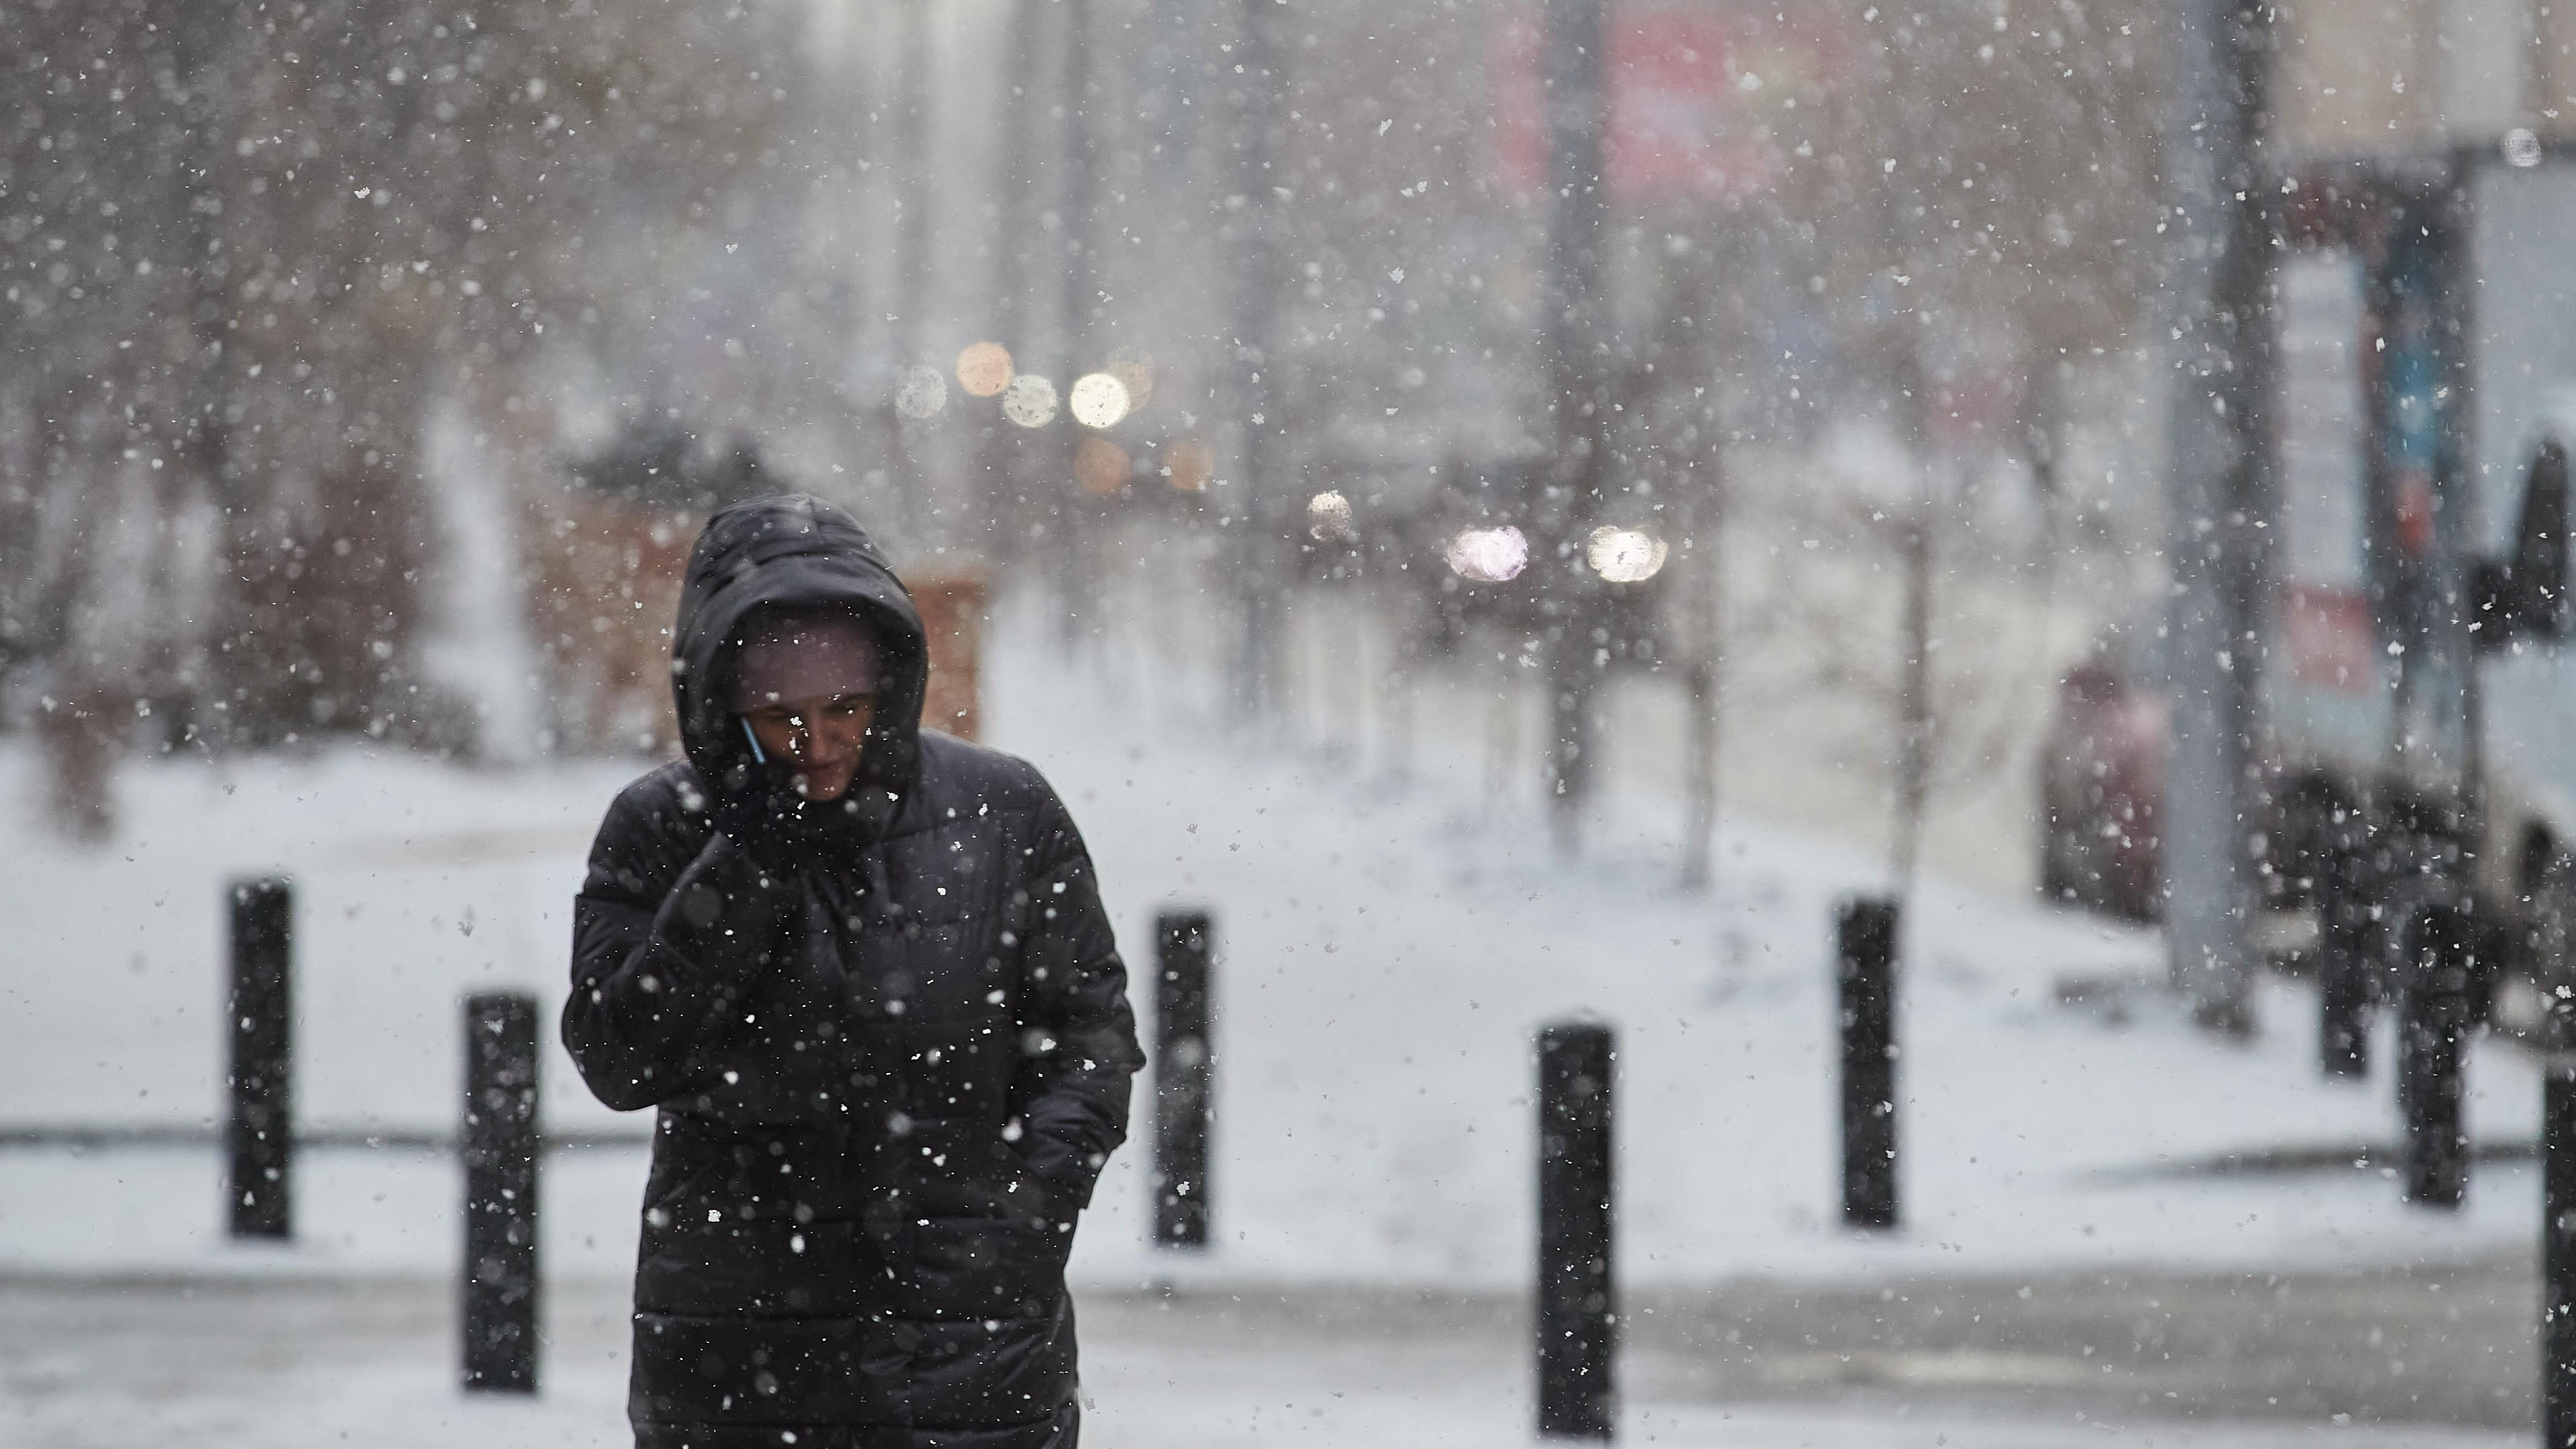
[2401,905,2474,1209]
[2317,843,2370,1078]
[1837,897,1900,1229]
[227,877,294,1239]
[1537,1021,1615,1440]
[462,992,541,1393]
[1152,910,1213,1249]
[2548,1063,2576,1447]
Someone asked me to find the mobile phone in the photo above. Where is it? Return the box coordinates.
[740,717,769,764]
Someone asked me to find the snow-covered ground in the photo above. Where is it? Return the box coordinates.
[0,603,2549,1295]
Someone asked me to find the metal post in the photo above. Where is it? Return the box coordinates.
[227,877,293,1239]
[2401,905,2472,1209]
[2317,839,2370,1077]
[2159,0,2275,1035]
[1540,0,1609,852]
[462,992,541,1393]
[1537,1021,1614,1440]
[1838,897,1900,1230]
[1152,910,1213,1248]
[2546,1062,2576,1447]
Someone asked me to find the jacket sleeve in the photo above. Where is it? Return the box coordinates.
[1010,782,1145,1212]
[562,782,797,1112]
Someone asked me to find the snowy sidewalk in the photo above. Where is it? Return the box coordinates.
[0,1273,2526,1449]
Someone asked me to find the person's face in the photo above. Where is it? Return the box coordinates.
[742,692,875,802]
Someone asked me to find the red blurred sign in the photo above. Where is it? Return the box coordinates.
[1494,8,1847,202]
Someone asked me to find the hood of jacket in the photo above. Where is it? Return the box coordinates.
[670,493,928,840]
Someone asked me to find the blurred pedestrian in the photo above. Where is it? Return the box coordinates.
[565,493,1141,1449]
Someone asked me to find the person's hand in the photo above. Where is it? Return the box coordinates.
[705,753,818,871]
[671,829,793,922]
[646,830,800,988]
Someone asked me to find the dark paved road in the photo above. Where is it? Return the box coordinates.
[1624,1258,2536,1429]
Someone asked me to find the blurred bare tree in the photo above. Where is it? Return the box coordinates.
[1,0,860,832]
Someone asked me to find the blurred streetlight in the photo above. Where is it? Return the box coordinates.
[1446,525,1530,583]
[1307,490,1354,541]
[895,364,949,420]
[1074,437,1131,496]
[1584,525,1667,583]
[1001,373,1058,428]
[956,341,1014,397]
[1068,371,1132,429]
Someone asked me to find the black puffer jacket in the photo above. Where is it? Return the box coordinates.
[565,494,1142,1449]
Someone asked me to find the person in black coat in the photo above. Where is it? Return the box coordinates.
[564,492,1143,1449]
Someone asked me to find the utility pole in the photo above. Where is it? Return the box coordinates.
[2160,0,2274,1033]
[892,0,936,541]
[1541,0,1610,852]
[1667,286,1723,892]
[1890,511,1933,897]
[173,7,235,511]
[829,3,880,522]
[1677,439,1726,892]
[1054,0,1100,643]
[1228,0,1285,719]
[893,0,933,372]
[978,0,1047,560]
[167,2,247,753]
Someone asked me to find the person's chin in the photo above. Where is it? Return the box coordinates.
[795,773,858,803]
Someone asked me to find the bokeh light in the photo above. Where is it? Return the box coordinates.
[1001,373,1058,428]
[1074,437,1132,496]
[1446,526,1529,583]
[1585,525,1668,583]
[1308,490,1354,541]
[955,341,1013,397]
[895,364,948,420]
[1162,440,1213,493]
[1106,346,1154,411]
[1068,371,1132,429]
